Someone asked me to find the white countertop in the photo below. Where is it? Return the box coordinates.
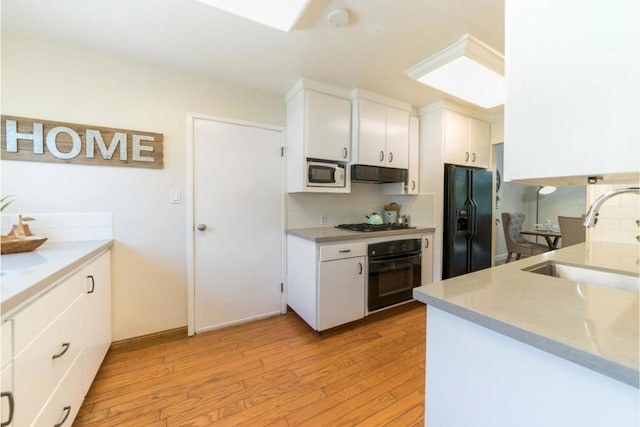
[414,241,640,387]
[287,225,436,242]
[1,240,113,318]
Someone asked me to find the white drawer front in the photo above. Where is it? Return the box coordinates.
[13,295,84,427]
[32,350,84,427]
[1,321,12,370]
[319,242,366,262]
[12,271,84,356]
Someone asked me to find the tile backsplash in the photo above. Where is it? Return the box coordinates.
[286,183,435,229]
[1,212,113,242]
[587,184,640,244]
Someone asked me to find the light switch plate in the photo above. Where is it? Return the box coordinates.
[170,189,182,204]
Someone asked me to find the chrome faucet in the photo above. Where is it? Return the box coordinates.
[583,187,640,228]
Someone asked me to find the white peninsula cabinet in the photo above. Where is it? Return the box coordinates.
[287,237,365,332]
[505,0,639,184]
[351,91,411,170]
[3,249,111,427]
[285,78,352,193]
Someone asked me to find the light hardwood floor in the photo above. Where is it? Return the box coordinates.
[74,302,426,426]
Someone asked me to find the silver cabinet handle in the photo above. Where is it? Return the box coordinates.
[87,275,95,294]
[342,147,348,159]
[53,406,71,427]
[465,152,470,161]
[472,152,476,162]
[425,239,430,249]
[52,343,70,359]
[379,151,384,162]
[197,224,207,231]
[1,392,14,427]
[411,181,416,191]
[358,262,363,275]
[338,249,352,253]
[388,152,393,163]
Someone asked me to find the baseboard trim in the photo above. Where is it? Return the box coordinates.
[109,326,188,354]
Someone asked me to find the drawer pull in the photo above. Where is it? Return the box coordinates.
[87,275,96,294]
[1,392,14,427]
[338,249,352,253]
[52,342,71,359]
[53,406,71,427]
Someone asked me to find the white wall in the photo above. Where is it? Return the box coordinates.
[1,31,286,340]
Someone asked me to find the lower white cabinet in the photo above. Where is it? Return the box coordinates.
[3,250,111,427]
[318,247,365,331]
[422,233,434,286]
[1,321,13,426]
[287,236,366,332]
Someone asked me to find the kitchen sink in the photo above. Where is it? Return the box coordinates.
[522,261,639,294]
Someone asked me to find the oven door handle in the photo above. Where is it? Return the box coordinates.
[368,253,421,264]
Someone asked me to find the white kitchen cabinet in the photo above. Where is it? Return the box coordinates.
[285,78,352,193]
[352,93,411,170]
[504,0,639,184]
[421,233,434,286]
[1,321,13,427]
[383,116,420,195]
[318,244,365,331]
[443,109,490,168]
[287,236,366,332]
[81,251,111,391]
[6,249,111,427]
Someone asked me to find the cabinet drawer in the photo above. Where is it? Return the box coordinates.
[319,242,366,262]
[12,271,84,356]
[32,351,84,427]
[1,321,12,370]
[13,295,85,426]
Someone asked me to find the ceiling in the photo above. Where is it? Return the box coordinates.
[1,0,504,112]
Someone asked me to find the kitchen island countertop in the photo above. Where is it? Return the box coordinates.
[287,225,436,243]
[1,239,113,318]
[413,241,640,387]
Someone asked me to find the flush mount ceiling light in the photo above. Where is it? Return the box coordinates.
[195,0,310,32]
[405,34,505,109]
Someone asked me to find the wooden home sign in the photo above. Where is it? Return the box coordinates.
[0,115,164,169]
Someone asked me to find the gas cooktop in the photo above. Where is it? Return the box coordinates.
[335,223,415,232]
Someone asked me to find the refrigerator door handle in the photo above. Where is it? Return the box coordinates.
[468,199,478,241]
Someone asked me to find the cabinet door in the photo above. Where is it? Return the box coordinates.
[1,363,13,427]
[421,234,434,286]
[306,91,351,162]
[469,118,490,168]
[355,99,387,166]
[318,257,365,331]
[406,116,420,194]
[443,109,470,166]
[81,251,111,393]
[385,106,409,169]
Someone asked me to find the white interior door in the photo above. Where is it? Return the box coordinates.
[192,117,284,334]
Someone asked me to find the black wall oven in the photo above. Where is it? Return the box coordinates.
[368,238,422,311]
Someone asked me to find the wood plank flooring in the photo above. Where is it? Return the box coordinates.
[74,302,426,426]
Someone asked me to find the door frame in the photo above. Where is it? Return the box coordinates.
[186,112,287,336]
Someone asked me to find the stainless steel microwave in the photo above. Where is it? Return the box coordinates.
[307,160,346,188]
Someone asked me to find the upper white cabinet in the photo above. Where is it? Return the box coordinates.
[286,78,352,193]
[443,109,490,168]
[351,90,411,170]
[505,0,640,184]
[382,116,420,195]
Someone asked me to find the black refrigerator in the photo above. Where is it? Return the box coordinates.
[442,164,493,279]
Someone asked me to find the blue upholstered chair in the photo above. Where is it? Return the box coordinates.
[501,212,550,263]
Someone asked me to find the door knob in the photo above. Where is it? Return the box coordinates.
[197,224,207,231]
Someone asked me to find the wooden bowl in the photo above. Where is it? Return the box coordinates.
[1,235,48,255]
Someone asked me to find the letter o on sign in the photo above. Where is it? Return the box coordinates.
[46,126,82,159]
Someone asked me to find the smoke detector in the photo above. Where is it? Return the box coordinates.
[327,8,349,28]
